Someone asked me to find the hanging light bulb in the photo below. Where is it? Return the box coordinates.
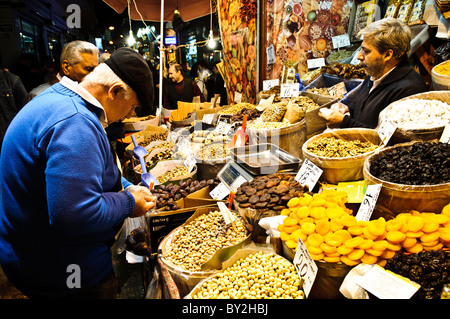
[127,30,136,46]
[207,30,216,49]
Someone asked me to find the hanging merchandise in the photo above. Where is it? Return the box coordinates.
[396,0,416,23]
[384,0,402,18]
[350,0,381,42]
[408,0,427,25]
[266,0,353,79]
[218,0,257,104]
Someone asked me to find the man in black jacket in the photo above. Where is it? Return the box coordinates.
[319,18,428,129]
[162,63,205,113]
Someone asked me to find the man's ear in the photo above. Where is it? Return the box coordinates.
[384,49,394,61]
[108,84,124,101]
[61,60,71,76]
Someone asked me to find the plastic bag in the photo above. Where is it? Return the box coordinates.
[116,216,148,256]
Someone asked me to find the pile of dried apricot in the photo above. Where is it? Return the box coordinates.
[278,191,450,267]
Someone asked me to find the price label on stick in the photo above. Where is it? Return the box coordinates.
[332,34,351,49]
[209,182,230,200]
[217,202,236,225]
[378,120,397,146]
[202,113,214,124]
[280,83,299,98]
[184,153,196,173]
[295,158,323,191]
[263,79,279,91]
[293,238,318,298]
[355,184,382,221]
[440,123,450,144]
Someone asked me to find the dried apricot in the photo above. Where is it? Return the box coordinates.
[299,194,313,206]
[380,249,396,259]
[341,255,360,266]
[291,229,306,242]
[377,259,387,267]
[284,225,300,234]
[372,240,389,251]
[341,215,357,228]
[326,207,346,219]
[401,237,417,249]
[348,225,364,236]
[386,231,406,244]
[324,232,343,247]
[422,222,439,233]
[407,216,424,232]
[307,233,324,247]
[387,242,402,251]
[309,206,326,219]
[301,222,316,235]
[439,227,450,241]
[406,242,423,254]
[405,231,424,238]
[345,236,364,248]
[363,226,378,240]
[367,219,386,236]
[283,217,298,227]
[365,249,383,257]
[280,231,290,242]
[287,197,300,208]
[334,229,352,242]
[280,208,291,216]
[330,218,344,232]
[296,206,310,219]
[442,203,450,216]
[348,249,365,260]
[420,231,440,243]
[310,252,325,261]
[386,219,403,232]
[431,214,449,224]
[421,240,439,247]
[361,253,378,265]
[286,239,298,249]
[307,245,323,255]
[315,220,330,236]
[324,256,341,263]
[320,243,337,254]
[337,245,353,255]
[359,239,374,250]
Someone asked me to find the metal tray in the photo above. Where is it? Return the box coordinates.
[229,143,301,175]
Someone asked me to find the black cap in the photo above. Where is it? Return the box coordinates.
[105,47,154,116]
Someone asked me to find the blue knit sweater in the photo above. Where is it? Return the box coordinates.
[0,83,135,297]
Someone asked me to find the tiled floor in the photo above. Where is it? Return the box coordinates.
[0,244,148,299]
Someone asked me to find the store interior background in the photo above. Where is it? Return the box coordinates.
[0,0,448,299]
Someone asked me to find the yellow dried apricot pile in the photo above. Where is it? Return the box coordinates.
[278,195,450,267]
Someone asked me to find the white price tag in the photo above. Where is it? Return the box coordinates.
[295,158,323,191]
[217,202,236,225]
[234,91,242,103]
[355,184,382,221]
[184,153,196,173]
[356,264,420,299]
[209,182,231,200]
[266,44,276,65]
[331,34,351,49]
[230,175,247,192]
[440,123,450,144]
[307,58,325,70]
[378,120,397,146]
[202,113,214,124]
[293,238,318,298]
[262,79,279,91]
[280,83,299,98]
[327,81,347,97]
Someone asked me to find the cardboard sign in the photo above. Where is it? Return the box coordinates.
[295,158,323,191]
[355,184,382,221]
[332,33,351,49]
[293,238,318,298]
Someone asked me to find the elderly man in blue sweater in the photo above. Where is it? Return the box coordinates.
[0,48,156,298]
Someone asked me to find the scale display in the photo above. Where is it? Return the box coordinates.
[217,163,254,191]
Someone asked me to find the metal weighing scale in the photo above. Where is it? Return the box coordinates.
[217,162,254,192]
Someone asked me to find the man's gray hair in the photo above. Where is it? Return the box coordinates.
[358,17,411,60]
[60,40,99,66]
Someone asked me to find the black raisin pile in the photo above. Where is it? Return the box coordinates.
[385,250,450,299]
[370,142,450,185]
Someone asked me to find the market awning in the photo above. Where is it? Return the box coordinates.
[103,0,215,22]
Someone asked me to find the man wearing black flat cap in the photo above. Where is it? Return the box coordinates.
[0,47,157,298]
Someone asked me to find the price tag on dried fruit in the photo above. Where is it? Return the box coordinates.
[295,158,323,191]
[355,184,382,221]
[378,120,397,146]
[266,44,276,65]
[440,123,450,144]
[280,83,299,98]
[209,182,230,200]
[293,238,318,298]
[184,153,196,173]
[307,58,325,70]
[202,113,214,125]
[262,79,279,91]
[217,201,236,225]
[332,34,351,49]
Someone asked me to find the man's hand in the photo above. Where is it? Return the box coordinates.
[319,102,348,126]
[126,186,157,217]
